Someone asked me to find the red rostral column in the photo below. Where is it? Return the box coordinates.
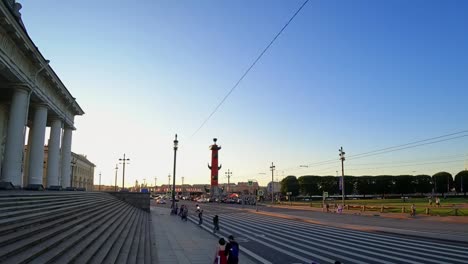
[208,138,222,196]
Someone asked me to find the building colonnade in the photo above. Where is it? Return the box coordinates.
[0,1,84,189]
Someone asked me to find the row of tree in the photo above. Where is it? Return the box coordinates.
[280,171,468,197]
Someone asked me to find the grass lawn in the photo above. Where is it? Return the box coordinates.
[276,197,468,216]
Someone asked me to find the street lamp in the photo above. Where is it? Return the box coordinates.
[119,154,130,190]
[70,158,77,190]
[225,169,232,194]
[114,164,118,191]
[339,147,346,206]
[172,134,179,209]
[270,162,276,204]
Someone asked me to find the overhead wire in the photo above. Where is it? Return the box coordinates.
[279,130,468,172]
[191,0,310,137]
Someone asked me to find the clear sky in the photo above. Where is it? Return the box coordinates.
[20,0,468,187]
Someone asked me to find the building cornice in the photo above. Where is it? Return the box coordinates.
[0,1,84,117]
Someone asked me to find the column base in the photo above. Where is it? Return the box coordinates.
[0,182,16,190]
[25,184,45,191]
[46,185,62,191]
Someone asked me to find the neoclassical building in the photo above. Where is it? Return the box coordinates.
[22,146,95,191]
[0,1,84,189]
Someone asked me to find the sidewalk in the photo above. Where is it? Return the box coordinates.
[151,206,256,264]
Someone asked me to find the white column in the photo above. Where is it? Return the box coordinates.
[60,127,73,188]
[0,104,8,179]
[46,118,62,187]
[1,87,30,186]
[27,105,48,186]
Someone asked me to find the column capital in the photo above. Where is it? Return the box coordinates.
[30,103,49,110]
[9,83,31,93]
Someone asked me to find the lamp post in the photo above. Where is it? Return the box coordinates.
[225,169,232,194]
[339,147,346,206]
[270,162,275,204]
[114,164,118,191]
[168,174,171,193]
[172,134,179,209]
[70,158,77,189]
[119,154,130,190]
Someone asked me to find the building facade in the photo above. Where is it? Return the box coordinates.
[71,152,95,191]
[0,1,84,189]
[22,146,95,190]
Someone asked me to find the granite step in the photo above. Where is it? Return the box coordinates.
[76,206,138,264]
[36,204,134,263]
[0,199,119,261]
[100,204,142,264]
[114,209,143,264]
[0,191,153,263]
[0,197,114,236]
[0,198,119,247]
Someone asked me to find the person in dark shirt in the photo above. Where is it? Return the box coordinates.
[225,235,239,264]
[198,209,203,226]
[213,215,220,233]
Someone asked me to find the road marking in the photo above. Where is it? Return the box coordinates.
[187,217,272,264]
[241,212,468,255]
[234,213,466,263]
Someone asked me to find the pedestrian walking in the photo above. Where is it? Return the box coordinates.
[428,198,432,207]
[182,206,188,221]
[179,205,184,219]
[410,204,416,216]
[225,235,239,264]
[213,215,220,233]
[326,203,330,213]
[436,197,440,208]
[214,238,227,264]
[337,204,343,214]
[198,209,203,226]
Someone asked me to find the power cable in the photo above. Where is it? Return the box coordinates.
[347,134,468,161]
[346,159,466,171]
[191,0,310,137]
[281,130,468,172]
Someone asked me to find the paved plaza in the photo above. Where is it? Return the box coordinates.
[151,205,255,264]
[153,201,468,264]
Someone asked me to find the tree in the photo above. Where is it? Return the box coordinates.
[412,175,432,194]
[280,176,300,196]
[432,172,453,195]
[319,176,338,194]
[298,176,320,196]
[355,176,374,197]
[393,175,414,194]
[374,176,394,198]
[454,170,468,196]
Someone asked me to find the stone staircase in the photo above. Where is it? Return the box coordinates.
[0,191,154,264]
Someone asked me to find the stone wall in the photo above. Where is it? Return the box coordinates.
[108,192,150,212]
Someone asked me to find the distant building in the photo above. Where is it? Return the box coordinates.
[232,181,260,194]
[267,181,282,195]
[22,145,95,190]
[71,152,95,191]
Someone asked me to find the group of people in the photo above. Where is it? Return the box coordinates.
[214,235,239,264]
[171,203,188,221]
[428,197,441,207]
[323,203,343,214]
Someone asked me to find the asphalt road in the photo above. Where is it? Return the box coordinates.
[159,201,468,264]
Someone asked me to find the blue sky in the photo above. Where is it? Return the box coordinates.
[21,0,468,186]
